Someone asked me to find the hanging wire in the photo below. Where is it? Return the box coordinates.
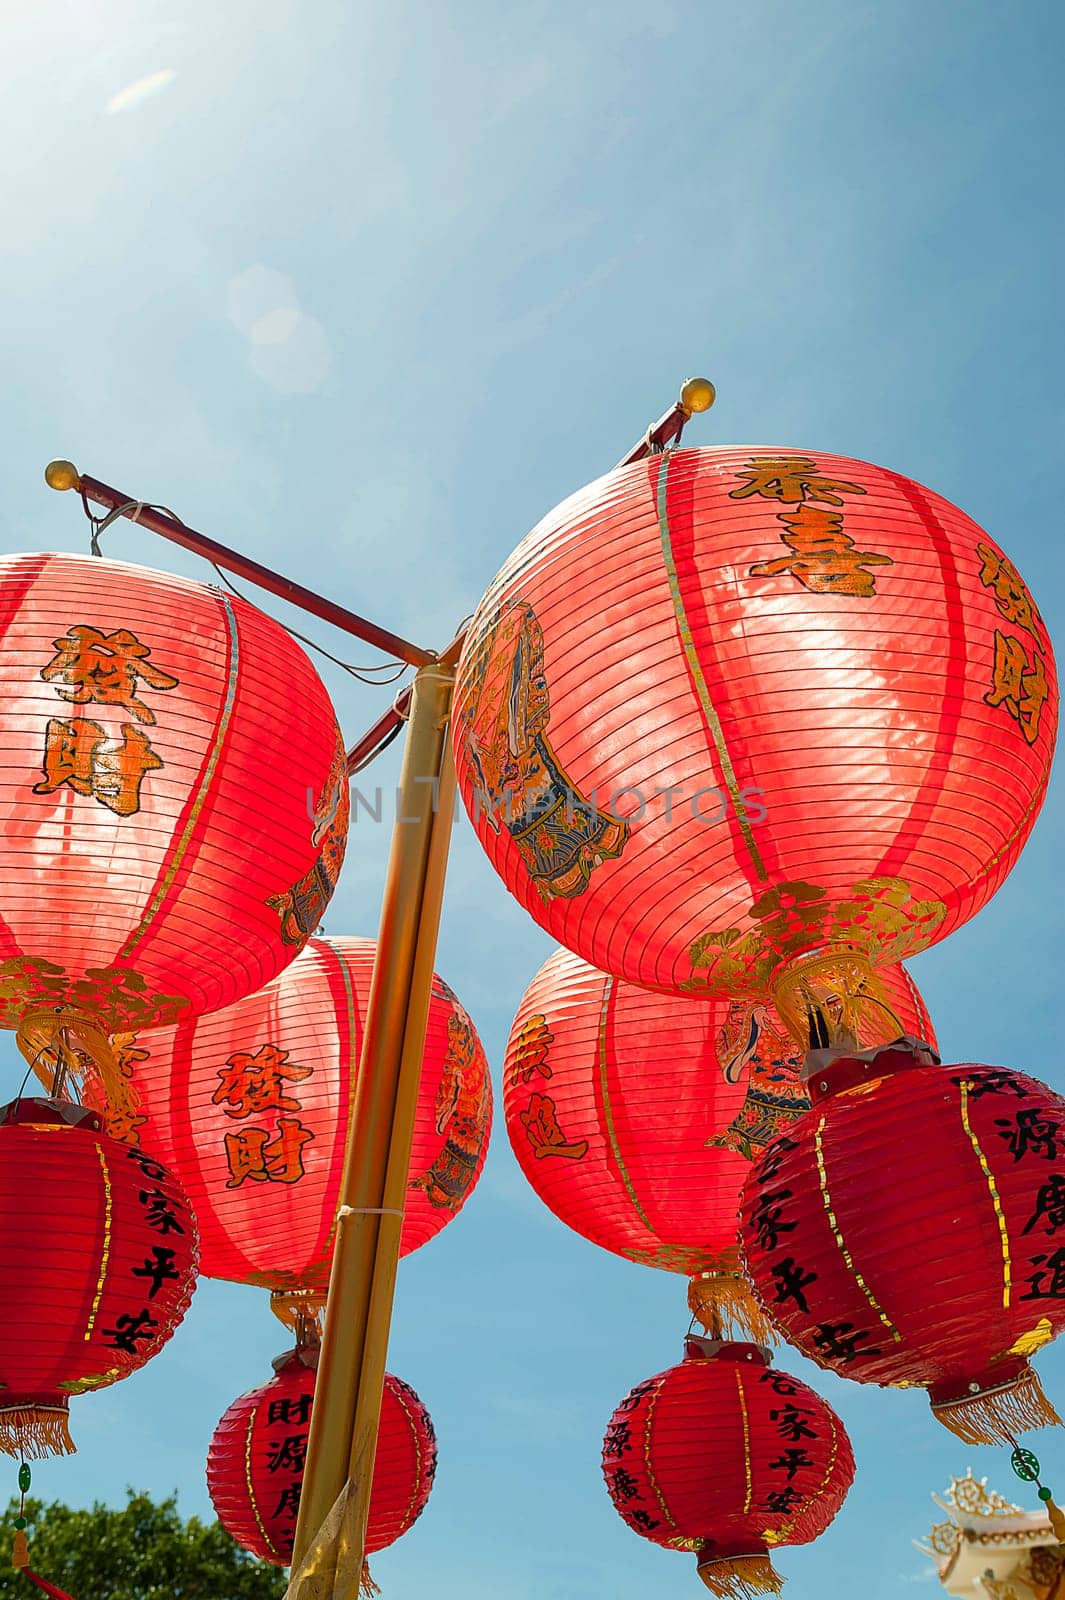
[78,493,412,687]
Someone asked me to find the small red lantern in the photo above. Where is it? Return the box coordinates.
[453,448,1055,1034]
[0,1097,198,1458]
[603,1337,854,1597]
[207,1349,436,1581]
[101,937,491,1288]
[503,947,932,1337]
[739,1040,1065,1442]
[0,552,349,1103]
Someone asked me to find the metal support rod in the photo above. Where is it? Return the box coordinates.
[44,463,436,668]
[616,376,717,467]
[289,661,456,1596]
[343,629,467,776]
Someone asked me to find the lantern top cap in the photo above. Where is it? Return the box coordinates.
[44,459,81,492]
[684,1334,771,1367]
[679,377,716,415]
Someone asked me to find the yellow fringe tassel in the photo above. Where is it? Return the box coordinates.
[930,1365,1062,1445]
[697,1554,784,1598]
[688,1273,777,1347]
[1046,1498,1065,1544]
[360,1559,380,1596]
[11,1529,29,1570]
[0,1404,74,1460]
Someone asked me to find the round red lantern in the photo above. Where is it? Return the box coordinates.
[739,1039,1065,1443]
[99,937,491,1288]
[0,551,349,1101]
[453,447,1055,1037]
[207,1350,436,1573]
[0,1096,198,1458]
[504,946,933,1337]
[603,1337,854,1597]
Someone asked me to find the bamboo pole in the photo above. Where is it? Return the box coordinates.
[288,660,456,1597]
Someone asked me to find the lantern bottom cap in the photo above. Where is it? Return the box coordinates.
[929,1362,1061,1445]
[0,1399,74,1460]
[696,1551,783,1598]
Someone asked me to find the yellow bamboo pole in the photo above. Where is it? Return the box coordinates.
[289,660,456,1597]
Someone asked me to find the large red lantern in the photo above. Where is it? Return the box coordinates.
[0,1097,198,1458]
[603,1337,854,1597]
[503,946,933,1336]
[0,552,349,1100]
[101,937,491,1288]
[739,1039,1065,1443]
[207,1349,436,1576]
[453,448,1055,1037]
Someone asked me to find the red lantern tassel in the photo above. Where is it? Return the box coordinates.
[0,1404,74,1461]
[930,1365,1062,1445]
[360,1559,380,1596]
[696,1553,783,1599]
[20,1572,78,1600]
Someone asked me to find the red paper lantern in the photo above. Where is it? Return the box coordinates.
[603,1337,854,1597]
[102,937,491,1288]
[0,1097,198,1458]
[453,448,1055,1034]
[207,1351,436,1572]
[739,1040,1065,1443]
[0,552,349,1099]
[503,946,932,1337]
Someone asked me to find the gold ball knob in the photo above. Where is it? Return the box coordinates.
[44,460,81,492]
[679,377,716,416]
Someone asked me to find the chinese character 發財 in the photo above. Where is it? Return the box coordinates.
[224,1117,314,1187]
[212,1043,313,1120]
[518,1093,589,1161]
[729,457,867,507]
[985,631,1049,745]
[977,545,1042,638]
[34,718,163,817]
[40,626,178,724]
[749,505,894,597]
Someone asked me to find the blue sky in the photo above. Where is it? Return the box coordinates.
[2,2,1064,1595]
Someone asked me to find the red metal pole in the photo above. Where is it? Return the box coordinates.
[616,376,716,466]
[44,465,436,668]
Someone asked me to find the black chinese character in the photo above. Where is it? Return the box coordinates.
[126,1148,167,1182]
[996,1107,1061,1163]
[267,1394,313,1428]
[266,1434,308,1473]
[617,1380,656,1413]
[272,1484,303,1520]
[759,1137,799,1184]
[609,1467,641,1504]
[139,1187,186,1235]
[766,1485,804,1515]
[812,1322,880,1363]
[759,1371,799,1397]
[1023,1175,1065,1237]
[1021,1249,1065,1300]
[771,1257,817,1314]
[103,1308,159,1354]
[629,1509,661,1533]
[604,1421,632,1455]
[751,1188,796,1252]
[953,1071,1028,1101]
[131,1245,180,1300]
[769,1447,814,1480]
[770,1403,818,1443]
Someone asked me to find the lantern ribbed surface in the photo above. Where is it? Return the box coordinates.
[207,1353,436,1567]
[0,1098,198,1458]
[602,1340,854,1598]
[503,947,933,1279]
[0,551,349,1070]
[107,938,491,1289]
[453,448,1055,1002]
[739,1046,1065,1443]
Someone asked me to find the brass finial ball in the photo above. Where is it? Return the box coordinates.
[679,377,716,416]
[44,460,81,492]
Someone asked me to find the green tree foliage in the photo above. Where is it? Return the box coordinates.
[0,1490,286,1600]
